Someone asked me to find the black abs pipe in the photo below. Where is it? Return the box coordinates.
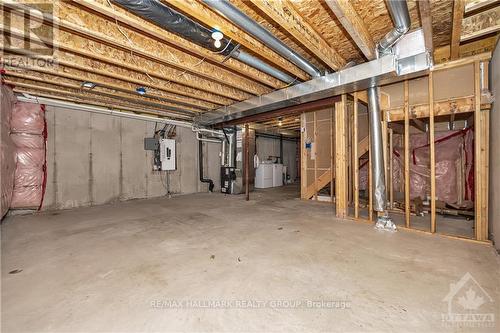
[199,140,215,192]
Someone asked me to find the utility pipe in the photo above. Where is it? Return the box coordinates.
[199,140,215,192]
[113,0,295,84]
[17,94,193,127]
[202,0,321,78]
[367,0,411,227]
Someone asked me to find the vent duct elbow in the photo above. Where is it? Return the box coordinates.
[377,0,411,55]
[202,0,322,78]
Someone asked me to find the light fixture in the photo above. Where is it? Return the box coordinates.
[81,81,96,89]
[136,86,147,95]
[211,29,223,49]
[278,117,283,127]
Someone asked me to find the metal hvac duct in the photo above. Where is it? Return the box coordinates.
[202,0,322,78]
[112,0,295,84]
[367,0,411,230]
[198,30,429,125]
[377,0,411,55]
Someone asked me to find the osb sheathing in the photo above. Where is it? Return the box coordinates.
[232,0,328,72]
[431,0,454,47]
[54,2,267,98]
[290,0,365,64]
[87,0,285,89]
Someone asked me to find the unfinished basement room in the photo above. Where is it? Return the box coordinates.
[1,0,500,332]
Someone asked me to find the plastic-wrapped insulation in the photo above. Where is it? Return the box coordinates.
[112,0,236,56]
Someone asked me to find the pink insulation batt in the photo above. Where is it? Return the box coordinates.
[10,102,47,210]
[1,84,16,218]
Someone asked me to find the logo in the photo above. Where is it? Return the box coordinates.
[1,1,58,68]
[442,272,495,328]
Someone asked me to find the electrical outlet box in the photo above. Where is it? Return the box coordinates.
[160,139,176,171]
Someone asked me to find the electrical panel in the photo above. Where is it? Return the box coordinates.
[160,139,176,171]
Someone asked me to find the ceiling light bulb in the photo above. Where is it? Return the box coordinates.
[278,121,283,126]
[81,81,96,89]
[214,39,222,48]
[211,30,223,41]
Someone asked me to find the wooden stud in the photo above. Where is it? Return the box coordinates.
[451,0,466,59]
[482,105,490,241]
[324,0,376,60]
[300,113,307,199]
[335,95,348,218]
[389,128,393,210]
[165,0,308,80]
[353,93,359,218]
[404,80,410,228]
[429,72,436,233]
[245,123,250,201]
[474,61,482,240]
[382,110,388,201]
[250,0,345,70]
[313,112,318,201]
[368,124,373,222]
[331,107,335,204]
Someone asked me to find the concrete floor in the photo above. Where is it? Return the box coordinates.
[2,185,500,332]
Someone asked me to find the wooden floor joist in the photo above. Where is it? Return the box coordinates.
[5,1,270,98]
[12,87,193,121]
[74,0,285,89]
[164,0,309,81]
[10,82,194,120]
[3,73,203,116]
[2,34,235,106]
[249,0,345,70]
[2,62,218,111]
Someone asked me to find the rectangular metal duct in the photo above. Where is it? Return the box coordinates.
[198,30,430,126]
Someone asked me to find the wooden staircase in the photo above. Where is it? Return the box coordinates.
[303,135,369,200]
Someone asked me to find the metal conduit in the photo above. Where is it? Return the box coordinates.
[202,0,322,78]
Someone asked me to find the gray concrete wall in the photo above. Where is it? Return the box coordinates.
[489,42,500,250]
[42,106,221,210]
